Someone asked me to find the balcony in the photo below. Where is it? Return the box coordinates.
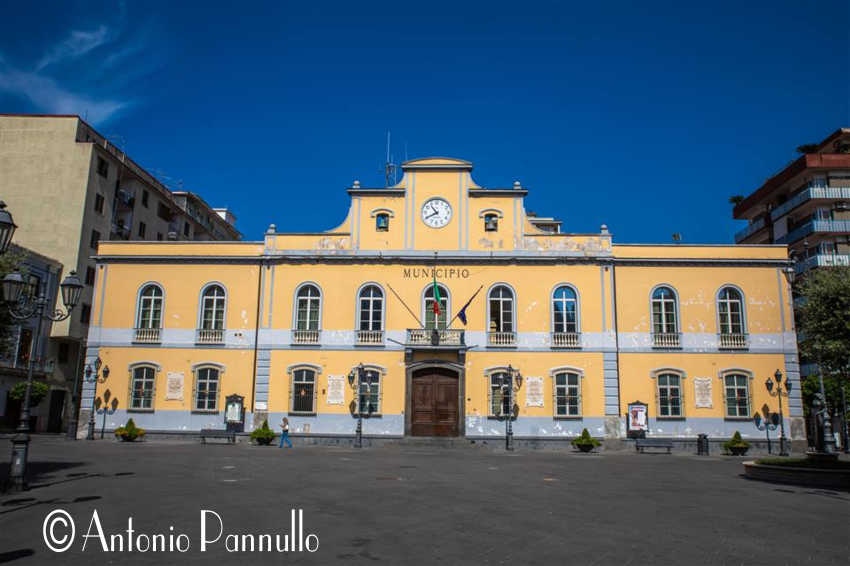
[406,328,465,347]
[292,329,320,345]
[777,219,850,245]
[718,333,748,350]
[115,188,135,210]
[355,329,384,345]
[794,253,850,273]
[652,332,681,349]
[487,331,517,347]
[110,224,131,240]
[770,186,850,221]
[196,328,224,344]
[133,327,161,343]
[734,217,766,243]
[551,332,581,348]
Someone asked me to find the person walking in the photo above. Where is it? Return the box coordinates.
[279,417,293,448]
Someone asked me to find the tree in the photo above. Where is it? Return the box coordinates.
[728,195,744,206]
[796,266,850,386]
[9,381,49,407]
[0,249,24,356]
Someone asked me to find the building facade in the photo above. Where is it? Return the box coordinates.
[0,114,240,431]
[83,158,804,443]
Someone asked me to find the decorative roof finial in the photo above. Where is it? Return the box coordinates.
[266,223,276,234]
[513,181,522,190]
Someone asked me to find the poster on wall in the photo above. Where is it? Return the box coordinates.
[165,372,184,400]
[525,377,544,407]
[327,375,345,405]
[694,378,713,408]
[627,401,648,438]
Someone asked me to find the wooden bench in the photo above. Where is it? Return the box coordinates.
[200,429,236,444]
[635,438,673,454]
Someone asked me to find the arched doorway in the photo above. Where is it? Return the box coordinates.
[409,366,460,437]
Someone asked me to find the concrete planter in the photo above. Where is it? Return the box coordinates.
[743,461,850,491]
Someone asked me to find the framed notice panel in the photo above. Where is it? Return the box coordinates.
[627,401,648,439]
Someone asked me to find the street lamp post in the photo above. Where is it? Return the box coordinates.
[2,269,83,491]
[348,364,375,448]
[753,408,779,455]
[84,359,110,440]
[765,369,792,456]
[499,365,523,451]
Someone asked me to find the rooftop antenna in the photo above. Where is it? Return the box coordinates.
[384,131,399,187]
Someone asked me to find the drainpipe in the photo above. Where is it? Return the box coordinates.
[249,260,264,417]
[611,261,622,418]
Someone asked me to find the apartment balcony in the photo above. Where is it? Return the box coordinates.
[718,333,748,350]
[355,329,384,345]
[196,328,224,344]
[133,328,161,343]
[794,253,850,273]
[110,224,131,240]
[292,329,320,345]
[777,219,850,245]
[652,332,681,349]
[770,186,850,221]
[406,328,465,347]
[487,331,517,347]
[551,332,581,348]
[734,217,766,243]
[115,188,135,210]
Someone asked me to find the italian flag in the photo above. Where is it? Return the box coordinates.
[432,275,442,316]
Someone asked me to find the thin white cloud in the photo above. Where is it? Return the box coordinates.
[35,25,112,71]
[0,65,128,123]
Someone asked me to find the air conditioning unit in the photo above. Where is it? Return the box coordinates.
[834,201,849,210]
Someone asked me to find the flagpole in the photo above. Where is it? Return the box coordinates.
[447,284,484,327]
[386,283,424,328]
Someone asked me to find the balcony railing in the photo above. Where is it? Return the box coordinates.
[794,253,850,273]
[652,332,681,349]
[734,217,766,243]
[487,331,517,347]
[777,219,850,245]
[770,186,850,221]
[551,332,581,348]
[110,224,131,240]
[133,327,161,343]
[356,329,384,345]
[406,328,465,346]
[196,328,224,344]
[718,333,748,350]
[292,329,320,344]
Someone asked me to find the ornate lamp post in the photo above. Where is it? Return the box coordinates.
[84,358,110,440]
[2,268,83,490]
[0,202,18,255]
[766,369,792,456]
[348,363,375,448]
[497,365,523,451]
[753,407,779,454]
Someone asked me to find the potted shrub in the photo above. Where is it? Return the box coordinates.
[571,428,601,453]
[114,418,146,442]
[251,419,275,446]
[723,431,750,456]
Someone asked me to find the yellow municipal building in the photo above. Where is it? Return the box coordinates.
[80,158,804,444]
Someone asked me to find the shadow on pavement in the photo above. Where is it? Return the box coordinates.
[0,549,35,564]
[0,461,88,492]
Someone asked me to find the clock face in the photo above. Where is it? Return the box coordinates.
[421,198,452,228]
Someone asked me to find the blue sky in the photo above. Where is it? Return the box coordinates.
[1,1,847,242]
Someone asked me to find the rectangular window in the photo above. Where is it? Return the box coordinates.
[183,222,190,237]
[130,366,156,410]
[85,266,95,286]
[554,372,581,416]
[16,328,32,368]
[80,303,91,324]
[26,274,40,300]
[156,232,163,241]
[725,374,750,418]
[96,156,109,177]
[94,194,105,214]
[141,190,149,208]
[194,367,220,411]
[157,202,171,221]
[657,373,682,417]
[375,214,389,232]
[138,222,146,238]
[358,370,381,414]
[90,229,101,249]
[291,369,316,413]
[57,342,69,364]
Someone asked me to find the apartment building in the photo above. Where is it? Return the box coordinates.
[0,114,240,432]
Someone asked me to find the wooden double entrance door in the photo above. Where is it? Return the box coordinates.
[411,367,459,437]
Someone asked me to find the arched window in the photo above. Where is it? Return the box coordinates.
[553,370,581,417]
[651,286,679,348]
[717,286,745,336]
[200,285,226,330]
[295,284,321,331]
[484,214,499,232]
[423,284,449,329]
[194,365,221,411]
[656,372,683,418]
[488,370,512,417]
[290,366,317,414]
[136,284,163,329]
[358,285,384,331]
[129,364,157,410]
[488,285,515,345]
[552,285,579,334]
[723,372,751,418]
[375,213,389,232]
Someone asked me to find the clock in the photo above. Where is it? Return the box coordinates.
[421,198,452,228]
